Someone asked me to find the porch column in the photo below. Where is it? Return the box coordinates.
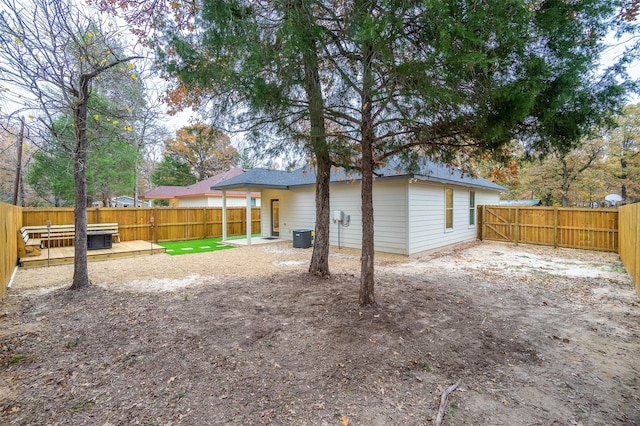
[222,190,227,241]
[246,190,252,245]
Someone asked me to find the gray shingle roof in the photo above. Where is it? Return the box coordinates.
[211,158,505,192]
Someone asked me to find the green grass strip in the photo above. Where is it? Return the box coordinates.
[157,234,261,255]
[158,237,235,255]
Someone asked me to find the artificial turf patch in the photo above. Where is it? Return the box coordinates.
[158,237,235,255]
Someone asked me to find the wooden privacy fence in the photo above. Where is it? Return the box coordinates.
[22,207,261,243]
[479,206,619,252]
[0,203,21,299]
[619,203,640,295]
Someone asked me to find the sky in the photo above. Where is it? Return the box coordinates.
[601,31,640,103]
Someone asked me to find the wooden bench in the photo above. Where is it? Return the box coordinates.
[18,227,42,257]
[37,224,75,248]
[22,223,120,248]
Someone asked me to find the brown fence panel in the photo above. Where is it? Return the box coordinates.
[481,206,618,252]
[104,207,157,242]
[516,208,556,246]
[155,208,210,242]
[147,207,260,242]
[619,203,640,296]
[252,206,260,233]
[209,208,223,237]
[22,206,261,243]
[22,207,75,226]
[557,208,618,251]
[0,203,21,298]
[480,206,512,242]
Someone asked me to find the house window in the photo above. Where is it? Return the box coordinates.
[251,198,257,207]
[445,188,454,230]
[469,191,476,226]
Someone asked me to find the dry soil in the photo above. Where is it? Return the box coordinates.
[0,240,638,425]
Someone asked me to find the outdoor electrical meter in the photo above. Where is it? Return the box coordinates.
[333,210,344,223]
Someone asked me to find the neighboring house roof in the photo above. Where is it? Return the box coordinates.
[499,199,543,206]
[139,185,189,199]
[141,168,260,200]
[211,158,506,192]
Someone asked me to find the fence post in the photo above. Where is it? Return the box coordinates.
[152,207,158,243]
[553,207,559,248]
[479,205,485,241]
[514,207,520,245]
[203,207,207,239]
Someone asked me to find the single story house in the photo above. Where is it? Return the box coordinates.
[140,168,261,207]
[211,158,505,255]
[113,196,152,207]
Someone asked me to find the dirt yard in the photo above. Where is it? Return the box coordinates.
[1,240,638,425]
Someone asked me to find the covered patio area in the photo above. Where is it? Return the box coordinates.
[221,236,282,246]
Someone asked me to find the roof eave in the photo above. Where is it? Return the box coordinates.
[139,195,180,199]
[414,174,506,192]
[212,183,290,191]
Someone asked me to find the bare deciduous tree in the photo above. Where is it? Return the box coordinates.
[0,0,141,289]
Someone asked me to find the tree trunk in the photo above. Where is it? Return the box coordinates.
[560,158,570,207]
[293,0,331,277]
[133,159,139,207]
[310,160,330,276]
[360,133,375,305]
[70,75,90,290]
[621,158,627,201]
[12,118,24,206]
[359,41,375,306]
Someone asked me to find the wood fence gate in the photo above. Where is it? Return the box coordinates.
[480,205,619,252]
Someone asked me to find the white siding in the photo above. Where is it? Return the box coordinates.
[474,189,499,206]
[407,182,499,255]
[371,180,409,254]
[325,181,361,250]
[177,197,212,207]
[261,188,316,239]
[312,180,408,254]
[407,181,443,254]
[269,180,409,255]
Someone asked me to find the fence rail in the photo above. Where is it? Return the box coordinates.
[21,206,261,243]
[480,206,619,252]
[619,203,640,295]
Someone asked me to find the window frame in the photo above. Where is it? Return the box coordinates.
[445,187,454,230]
[469,191,476,227]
